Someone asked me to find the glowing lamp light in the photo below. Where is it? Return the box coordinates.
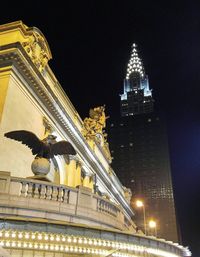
[25,233,29,239]
[149,220,156,228]
[135,200,144,208]
[5,232,9,238]
[18,233,23,239]
[38,234,42,240]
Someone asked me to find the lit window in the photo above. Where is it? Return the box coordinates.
[129,143,133,147]
[120,145,124,148]
[148,118,151,122]
[110,123,114,127]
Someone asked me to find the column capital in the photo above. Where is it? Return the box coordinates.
[81,168,92,177]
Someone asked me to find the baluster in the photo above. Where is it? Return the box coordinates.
[40,184,46,199]
[107,203,110,214]
[97,199,100,211]
[46,185,52,200]
[63,188,69,203]
[105,202,109,213]
[27,182,33,198]
[20,181,27,197]
[98,200,102,211]
[112,206,114,216]
[111,206,114,216]
[115,207,118,217]
[33,184,40,199]
[52,186,58,201]
[58,187,63,202]
[101,201,104,212]
[103,202,106,213]
[112,207,115,216]
[101,201,104,211]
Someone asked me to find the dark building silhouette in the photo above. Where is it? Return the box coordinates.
[108,44,179,242]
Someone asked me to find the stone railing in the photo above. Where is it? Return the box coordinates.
[96,196,119,217]
[0,171,134,232]
[14,178,71,203]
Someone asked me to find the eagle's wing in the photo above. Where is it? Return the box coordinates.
[4,130,43,155]
[51,141,76,157]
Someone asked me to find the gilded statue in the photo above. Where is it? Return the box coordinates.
[82,105,108,141]
[82,106,112,163]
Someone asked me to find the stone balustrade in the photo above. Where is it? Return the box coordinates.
[0,171,134,232]
[14,178,71,203]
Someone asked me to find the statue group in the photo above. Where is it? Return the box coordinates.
[82,105,108,143]
[82,105,112,163]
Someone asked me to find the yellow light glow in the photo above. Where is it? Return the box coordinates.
[149,220,156,228]
[25,233,29,239]
[18,233,23,239]
[6,241,10,247]
[5,232,9,237]
[136,200,144,207]
[11,232,16,238]
[0,229,188,257]
[12,242,16,247]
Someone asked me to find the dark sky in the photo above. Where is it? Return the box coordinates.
[1,1,200,255]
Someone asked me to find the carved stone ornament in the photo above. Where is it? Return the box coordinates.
[22,31,50,72]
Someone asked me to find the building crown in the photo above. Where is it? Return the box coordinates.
[126,43,145,79]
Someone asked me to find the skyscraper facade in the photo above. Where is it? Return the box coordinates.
[108,44,179,242]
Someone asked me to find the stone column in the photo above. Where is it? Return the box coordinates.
[0,71,10,124]
[82,170,94,191]
[63,155,76,187]
[74,160,82,187]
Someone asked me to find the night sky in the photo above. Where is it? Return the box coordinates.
[1,1,200,255]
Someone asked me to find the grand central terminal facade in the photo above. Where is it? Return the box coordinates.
[0,21,191,257]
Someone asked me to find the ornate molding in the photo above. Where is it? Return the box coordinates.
[22,32,49,72]
[0,20,52,73]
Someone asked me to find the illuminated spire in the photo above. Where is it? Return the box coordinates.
[120,43,154,116]
[126,43,144,79]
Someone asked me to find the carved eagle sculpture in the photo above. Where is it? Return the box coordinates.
[4,130,76,159]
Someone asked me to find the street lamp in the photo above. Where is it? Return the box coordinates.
[148,219,157,237]
[135,200,146,235]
